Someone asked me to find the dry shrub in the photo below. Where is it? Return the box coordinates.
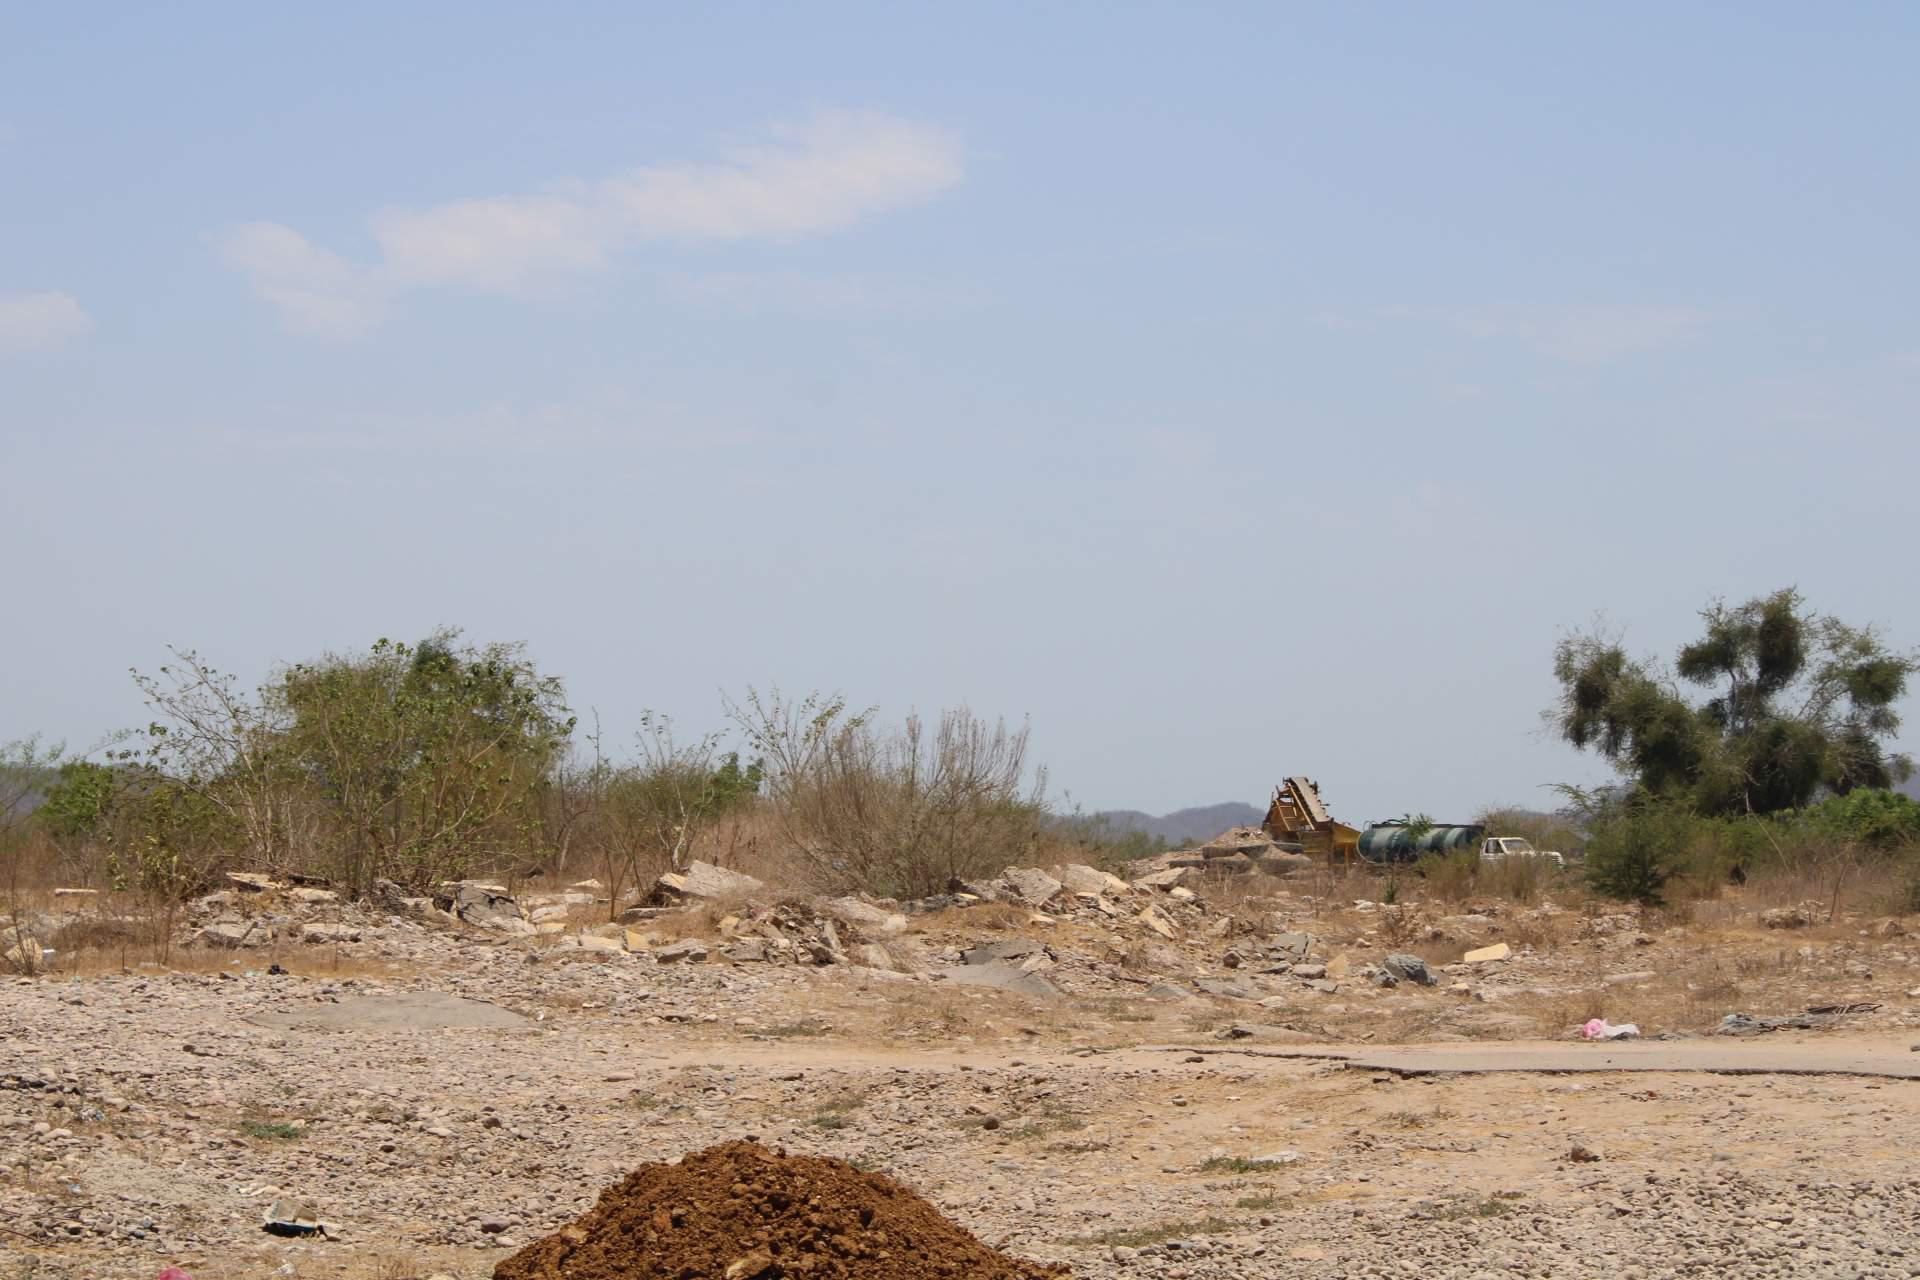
[730,690,1050,900]
[1418,853,1478,903]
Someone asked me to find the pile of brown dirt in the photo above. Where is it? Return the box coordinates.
[493,1139,1068,1280]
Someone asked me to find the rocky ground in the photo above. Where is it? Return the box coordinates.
[4,851,1919,1279]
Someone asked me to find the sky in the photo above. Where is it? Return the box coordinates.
[4,4,1918,823]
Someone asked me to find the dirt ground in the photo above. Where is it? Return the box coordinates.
[4,869,1920,1280]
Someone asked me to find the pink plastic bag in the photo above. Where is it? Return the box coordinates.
[1582,1018,1640,1041]
[157,1269,195,1280]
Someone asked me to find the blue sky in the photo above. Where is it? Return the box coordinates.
[4,4,1917,820]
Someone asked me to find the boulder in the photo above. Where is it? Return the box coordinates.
[439,881,531,933]
[1463,942,1511,964]
[998,867,1064,908]
[1762,906,1811,930]
[1383,952,1437,986]
[847,943,897,971]
[720,940,769,963]
[947,877,1003,902]
[653,861,766,903]
[3,934,48,971]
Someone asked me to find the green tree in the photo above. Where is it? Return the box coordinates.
[1552,589,1916,817]
[269,630,574,892]
[38,760,119,840]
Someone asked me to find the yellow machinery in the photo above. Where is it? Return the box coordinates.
[1262,776,1362,864]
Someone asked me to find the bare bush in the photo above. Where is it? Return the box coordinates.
[728,688,1050,899]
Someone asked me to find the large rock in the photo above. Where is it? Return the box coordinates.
[1051,864,1131,897]
[1383,952,1437,986]
[822,897,907,937]
[653,861,767,903]
[3,934,48,971]
[438,881,533,934]
[998,866,1064,908]
[1761,906,1811,930]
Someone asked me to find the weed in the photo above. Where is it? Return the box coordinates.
[1430,1193,1515,1221]
[1064,1216,1242,1248]
[239,1119,305,1142]
[1198,1155,1292,1174]
[1234,1193,1283,1210]
[759,1021,831,1039]
[808,1087,870,1131]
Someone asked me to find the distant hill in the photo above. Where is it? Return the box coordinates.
[1092,801,1264,847]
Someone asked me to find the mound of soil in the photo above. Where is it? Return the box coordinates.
[494,1139,1066,1280]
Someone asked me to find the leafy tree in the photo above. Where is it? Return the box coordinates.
[38,761,119,840]
[1552,589,1916,817]
[270,630,574,892]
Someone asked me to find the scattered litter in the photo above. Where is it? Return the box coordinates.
[1582,1019,1640,1041]
[1715,1004,1879,1036]
[262,1197,323,1237]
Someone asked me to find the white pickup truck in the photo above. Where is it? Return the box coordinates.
[1479,836,1564,869]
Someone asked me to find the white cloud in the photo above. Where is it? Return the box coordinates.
[0,291,92,352]
[224,112,963,334]
[220,223,384,339]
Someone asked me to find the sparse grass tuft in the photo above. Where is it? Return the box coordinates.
[1064,1216,1242,1248]
[759,1021,831,1039]
[1198,1155,1292,1174]
[239,1119,305,1142]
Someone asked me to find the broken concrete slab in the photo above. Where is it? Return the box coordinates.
[654,939,710,964]
[1270,931,1314,959]
[247,992,531,1033]
[1051,864,1132,897]
[962,937,1047,965]
[1138,904,1177,939]
[936,961,1061,998]
[297,923,361,945]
